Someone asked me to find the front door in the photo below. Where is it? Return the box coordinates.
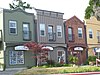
[57,50,65,64]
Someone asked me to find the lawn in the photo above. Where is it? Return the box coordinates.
[16,66,100,75]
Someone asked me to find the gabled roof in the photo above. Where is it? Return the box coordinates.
[65,15,84,24]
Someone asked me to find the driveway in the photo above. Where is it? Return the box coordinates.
[0,68,25,75]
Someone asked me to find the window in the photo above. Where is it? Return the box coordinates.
[57,25,62,37]
[48,25,54,41]
[57,50,65,63]
[68,27,73,41]
[89,29,93,38]
[40,24,45,36]
[23,23,30,40]
[9,51,24,65]
[9,21,17,34]
[78,28,83,38]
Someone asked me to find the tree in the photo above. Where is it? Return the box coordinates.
[9,0,32,10]
[24,42,50,67]
[85,0,100,19]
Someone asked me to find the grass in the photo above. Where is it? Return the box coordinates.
[15,66,100,75]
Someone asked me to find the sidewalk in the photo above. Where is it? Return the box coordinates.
[0,68,25,75]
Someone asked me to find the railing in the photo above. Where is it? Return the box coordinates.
[48,33,56,41]
[97,36,100,43]
[23,31,31,41]
[68,34,75,42]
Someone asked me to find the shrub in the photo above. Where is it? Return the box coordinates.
[83,59,89,65]
[88,56,97,62]
[55,63,63,67]
[88,56,97,65]
[47,60,55,65]
[68,55,78,64]
[62,64,73,67]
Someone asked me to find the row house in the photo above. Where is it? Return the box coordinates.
[0,8,88,69]
[86,16,100,56]
[35,9,67,64]
[0,8,36,69]
[64,16,87,65]
[0,8,67,69]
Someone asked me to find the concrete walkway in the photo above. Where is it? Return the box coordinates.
[0,68,25,75]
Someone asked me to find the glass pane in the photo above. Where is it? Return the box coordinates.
[23,23,30,40]
[23,24,29,31]
[9,51,24,65]
[17,51,24,64]
[40,24,45,36]
[48,26,53,33]
[10,28,16,33]
[89,34,93,38]
[41,30,44,35]
[23,31,30,39]
[68,28,73,40]
[57,51,65,63]
[78,28,82,38]
[48,26,53,40]
[9,51,17,65]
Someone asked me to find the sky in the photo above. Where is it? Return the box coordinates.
[0,0,89,20]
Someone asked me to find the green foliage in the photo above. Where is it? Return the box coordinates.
[16,66,100,75]
[68,55,78,64]
[88,56,97,62]
[85,6,94,19]
[9,0,32,10]
[88,56,97,65]
[83,59,89,65]
[85,0,100,19]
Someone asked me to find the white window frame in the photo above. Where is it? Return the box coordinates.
[9,51,24,65]
[40,24,46,36]
[57,50,65,63]
[78,28,83,38]
[9,21,17,34]
[89,29,93,38]
[57,25,62,38]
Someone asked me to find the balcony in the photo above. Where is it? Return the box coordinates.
[48,33,56,41]
[23,31,31,41]
[68,34,75,42]
[97,36,100,43]
[0,30,2,42]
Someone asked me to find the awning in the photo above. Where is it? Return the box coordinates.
[42,46,53,50]
[74,47,83,51]
[96,48,100,52]
[15,46,29,50]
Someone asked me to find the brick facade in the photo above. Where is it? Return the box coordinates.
[65,16,87,65]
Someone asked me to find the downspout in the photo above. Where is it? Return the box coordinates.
[84,20,88,59]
